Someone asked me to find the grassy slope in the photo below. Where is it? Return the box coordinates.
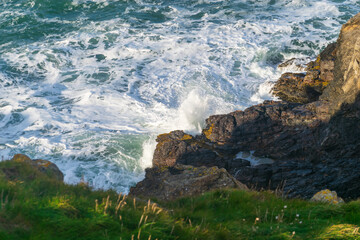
[0,160,359,240]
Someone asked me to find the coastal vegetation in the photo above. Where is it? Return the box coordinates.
[0,159,359,240]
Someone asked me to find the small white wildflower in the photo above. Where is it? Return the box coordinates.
[284,205,287,209]
[275,216,278,220]
[299,221,302,224]
[296,214,299,217]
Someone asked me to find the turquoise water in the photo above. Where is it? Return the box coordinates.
[0,0,359,192]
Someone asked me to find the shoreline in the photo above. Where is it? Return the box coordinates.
[130,12,360,201]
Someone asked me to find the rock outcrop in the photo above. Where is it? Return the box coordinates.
[272,43,336,104]
[153,131,224,168]
[131,13,360,201]
[9,154,64,181]
[321,14,360,114]
[129,164,247,201]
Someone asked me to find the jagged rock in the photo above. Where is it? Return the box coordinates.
[202,101,321,160]
[272,73,310,103]
[233,157,360,199]
[272,43,336,104]
[311,189,344,204]
[317,13,360,158]
[137,13,360,201]
[153,130,227,168]
[317,42,337,83]
[200,13,360,199]
[10,154,64,181]
[321,13,360,113]
[130,164,247,201]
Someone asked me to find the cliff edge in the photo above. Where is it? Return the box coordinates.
[130,13,360,201]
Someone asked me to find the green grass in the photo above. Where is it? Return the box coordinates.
[0,160,359,240]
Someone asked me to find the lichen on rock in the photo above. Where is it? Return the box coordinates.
[272,42,336,104]
[310,189,344,205]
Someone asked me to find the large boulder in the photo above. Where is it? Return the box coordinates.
[130,164,247,201]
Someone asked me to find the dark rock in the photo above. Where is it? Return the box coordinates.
[227,158,251,169]
[131,13,360,201]
[129,164,247,201]
[203,101,321,161]
[153,130,227,168]
[235,158,360,199]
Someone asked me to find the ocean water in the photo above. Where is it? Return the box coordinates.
[0,0,359,193]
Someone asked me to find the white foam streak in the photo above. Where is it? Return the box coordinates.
[139,136,157,169]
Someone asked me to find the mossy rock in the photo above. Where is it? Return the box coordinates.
[8,154,64,182]
[11,154,32,163]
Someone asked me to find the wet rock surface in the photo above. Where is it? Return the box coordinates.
[131,13,360,200]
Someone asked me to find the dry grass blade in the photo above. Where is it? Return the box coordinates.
[138,214,144,228]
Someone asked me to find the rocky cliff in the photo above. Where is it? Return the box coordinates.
[130,13,360,201]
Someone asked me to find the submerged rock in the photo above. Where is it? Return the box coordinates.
[10,154,64,181]
[130,164,247,201]
[311,189,344,205]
